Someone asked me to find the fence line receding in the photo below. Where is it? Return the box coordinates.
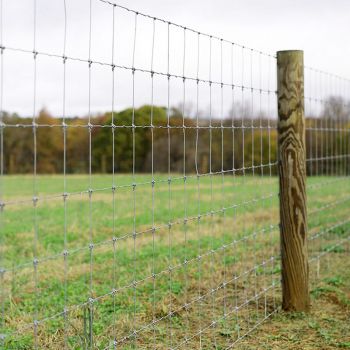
[0,0,349,349]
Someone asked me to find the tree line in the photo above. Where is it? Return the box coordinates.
[2,96,349,175]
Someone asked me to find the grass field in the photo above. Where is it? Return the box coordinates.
[1,174,350,349]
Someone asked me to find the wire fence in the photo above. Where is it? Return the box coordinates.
[304,67,350,286]
[0,0,349,349]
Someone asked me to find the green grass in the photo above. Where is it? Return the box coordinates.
[239,260,350,350]
[1,174,350,349]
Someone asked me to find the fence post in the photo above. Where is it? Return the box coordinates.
[277,50,310,311]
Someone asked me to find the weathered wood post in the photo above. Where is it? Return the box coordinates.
[277,50,310,311]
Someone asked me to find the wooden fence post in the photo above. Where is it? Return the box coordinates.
[277,50,310,311]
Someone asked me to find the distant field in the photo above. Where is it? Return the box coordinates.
[1,174,350,349]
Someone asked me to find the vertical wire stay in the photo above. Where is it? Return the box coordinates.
[268,55,276,312]
[1,1,349,349]
[131,11,138,349]
[62,0,68,348]
[259,51,267,320]
[181,26,189,345]
[32,0,39,347]
[250,48,259,324]
[87,0,94,348]
[111,4,117,349]
[194,31,203,349]
[166,21,173,350]
[219,38,227,335]
[241,45,250,332]
[231,43,241,342]
[150,16,156,349]
[208,34,216,347]
[258,51,265,320]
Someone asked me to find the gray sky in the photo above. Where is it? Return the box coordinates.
[127,0,350,71]
[1,0,349,117]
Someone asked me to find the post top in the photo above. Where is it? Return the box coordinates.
[277,50,304,56]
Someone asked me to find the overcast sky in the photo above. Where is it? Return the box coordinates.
[1,0,349,117]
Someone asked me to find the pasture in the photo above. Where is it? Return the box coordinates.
[1,174,349,349]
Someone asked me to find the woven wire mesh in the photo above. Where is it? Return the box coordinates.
[304,67,350,283]
[0,0,348,349]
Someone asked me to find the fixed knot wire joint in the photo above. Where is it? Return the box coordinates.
[62,192,69,201]
[32,121,38,133]
[32,196,39,206]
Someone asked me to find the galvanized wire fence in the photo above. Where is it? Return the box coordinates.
[0,0,349,349]
[304,68,350,283]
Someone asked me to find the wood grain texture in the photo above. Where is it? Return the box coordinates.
[277,50,310,311]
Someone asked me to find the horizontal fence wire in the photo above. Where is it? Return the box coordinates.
[0,0,349,349]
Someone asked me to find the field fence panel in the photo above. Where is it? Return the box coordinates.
[0,0,281,348]
[304,67,350,284]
